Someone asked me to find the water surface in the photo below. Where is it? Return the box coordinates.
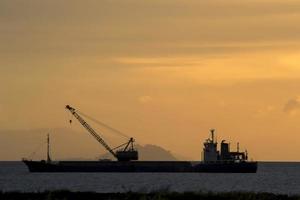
[0,162,299,194]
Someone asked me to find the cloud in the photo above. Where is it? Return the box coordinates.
[283,96,300,114]
[138,96,153,104]
[255,105,275,117]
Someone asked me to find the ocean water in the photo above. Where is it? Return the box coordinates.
[0,162,299,194]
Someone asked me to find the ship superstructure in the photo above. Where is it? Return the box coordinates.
[202,129,248,163]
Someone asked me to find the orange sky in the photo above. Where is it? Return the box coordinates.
[1,0,300,161]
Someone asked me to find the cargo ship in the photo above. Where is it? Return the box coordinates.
[23,105,257,173]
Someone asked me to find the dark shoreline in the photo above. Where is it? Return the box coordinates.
[0,190,299,200]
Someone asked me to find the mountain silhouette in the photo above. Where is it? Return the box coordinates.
[136,144,177,161]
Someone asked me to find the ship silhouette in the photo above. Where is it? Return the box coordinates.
[23,105,257,173]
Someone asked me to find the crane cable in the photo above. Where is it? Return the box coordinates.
[27,140,46,160]
[76,110,130,140]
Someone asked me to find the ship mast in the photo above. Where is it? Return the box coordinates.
[47,134,51,163]
[211,129,215,142]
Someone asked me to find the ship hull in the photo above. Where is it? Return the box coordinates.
[23,160,257,173]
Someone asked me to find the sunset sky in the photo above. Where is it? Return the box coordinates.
[1,0,300,161]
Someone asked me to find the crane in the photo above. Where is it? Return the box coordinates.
[65,105,138,161]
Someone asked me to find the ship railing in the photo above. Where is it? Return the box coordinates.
[203,160,246,164]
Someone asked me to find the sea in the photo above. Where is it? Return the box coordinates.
[0,162,299,195]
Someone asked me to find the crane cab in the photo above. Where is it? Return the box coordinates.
[116,150,138,161]
[115,137,138,161]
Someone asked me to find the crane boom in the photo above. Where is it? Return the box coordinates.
[65,105,117,159]
[65,105,138,161]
